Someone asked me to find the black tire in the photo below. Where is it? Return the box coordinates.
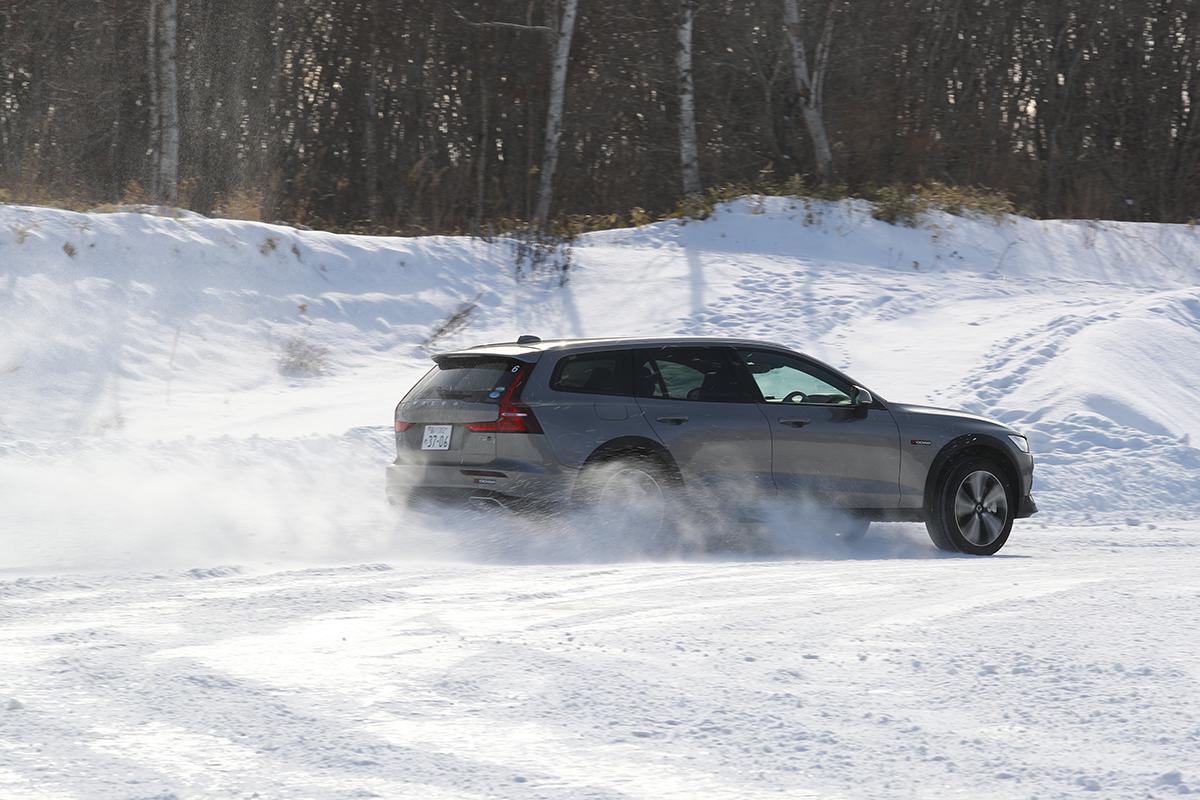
[925,455,1015,556]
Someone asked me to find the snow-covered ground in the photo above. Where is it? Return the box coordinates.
[1,199,1198,798]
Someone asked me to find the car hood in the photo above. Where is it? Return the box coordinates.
[888,402,1012,430]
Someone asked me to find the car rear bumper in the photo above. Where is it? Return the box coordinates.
[385,462,573,511]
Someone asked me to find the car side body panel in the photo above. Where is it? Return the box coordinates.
[634,394,775,498]
[762,403,902,508]
[519,347,659,472]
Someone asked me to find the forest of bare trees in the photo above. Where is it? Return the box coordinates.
[0,0,1197,232]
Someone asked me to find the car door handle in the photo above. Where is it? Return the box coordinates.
[778,418,812,428]
[656,416,689,425]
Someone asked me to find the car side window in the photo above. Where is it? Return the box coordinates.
[736,349,853,405]
[550,350,633,396]
[635,348,755,403]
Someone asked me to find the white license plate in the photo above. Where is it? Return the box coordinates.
[420,424,453,451]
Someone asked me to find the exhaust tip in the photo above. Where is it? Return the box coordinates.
[468,495,509,511]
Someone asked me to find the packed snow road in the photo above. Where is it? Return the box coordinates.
[2,522,1198,799]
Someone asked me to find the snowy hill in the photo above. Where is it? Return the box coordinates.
[2,198,1198,542]
[2,200,1200,800]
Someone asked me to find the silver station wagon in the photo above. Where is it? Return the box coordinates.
[388,336,1037,555]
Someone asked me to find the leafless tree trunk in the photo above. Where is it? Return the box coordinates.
[146,0,160,199]
[677,0,702,197]
[363,12,380,222]
[153,0,179,204]
[531,0,578,229]
[782,0,836,182]
[472,75,489,233]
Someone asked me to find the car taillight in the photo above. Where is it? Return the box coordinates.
[465,404,543,433]
[466,365,543,434]
[395,420,414,432]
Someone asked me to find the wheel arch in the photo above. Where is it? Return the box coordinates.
[924,433,1021,510]
[581,435,680,475]
[573,436,678,497]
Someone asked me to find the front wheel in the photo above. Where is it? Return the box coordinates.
[925,456,1014,556]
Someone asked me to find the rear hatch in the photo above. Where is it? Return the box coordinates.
[395,355,533,466]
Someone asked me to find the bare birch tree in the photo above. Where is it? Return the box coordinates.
[157,0,179,204]
[147,0,179,204]
[781,0,836,182]
[362,1,380,222]
[146,0,160,199]
[453,1,577,229]
[677,0,702,198]
[532,0,579,228]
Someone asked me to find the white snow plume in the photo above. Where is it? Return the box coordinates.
[392,469,945,566]
[0,430,399,571]
[0,431,931,571]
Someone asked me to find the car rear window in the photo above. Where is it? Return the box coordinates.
[407,357,522,404]
[551,351,633,396]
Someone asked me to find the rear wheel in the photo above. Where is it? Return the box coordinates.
[925,456,1014,555]
[576,453,678,547]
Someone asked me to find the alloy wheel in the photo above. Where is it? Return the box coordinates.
[953,469,1009,547]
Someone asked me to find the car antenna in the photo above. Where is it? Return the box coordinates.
[516,335,541,345]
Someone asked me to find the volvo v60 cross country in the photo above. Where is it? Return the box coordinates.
[387,336,1037,555]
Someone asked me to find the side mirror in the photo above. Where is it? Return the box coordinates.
[852,387,873,416]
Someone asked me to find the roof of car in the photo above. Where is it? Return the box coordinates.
[435,336,802,360]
